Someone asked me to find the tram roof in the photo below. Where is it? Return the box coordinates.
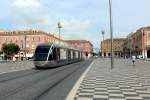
[37,43,81,51]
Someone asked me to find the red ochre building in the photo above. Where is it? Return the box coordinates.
[66,40,93,58]
[124,27,150,59]
[0,30,93,59]
[0,30,68,59]
[101,38,126,57]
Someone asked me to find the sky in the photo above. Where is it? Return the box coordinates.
[0,0,150,48]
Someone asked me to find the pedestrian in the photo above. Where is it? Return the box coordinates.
[12,56,16,62]
[132,55,136,65]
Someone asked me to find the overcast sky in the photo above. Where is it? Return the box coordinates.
[0,0,150,48]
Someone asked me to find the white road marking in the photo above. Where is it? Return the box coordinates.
[66,60,94,100]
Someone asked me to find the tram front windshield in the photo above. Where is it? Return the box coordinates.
[34,46,50,61]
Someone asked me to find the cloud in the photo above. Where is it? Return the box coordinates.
[12,0,40,7]
[60,19,100,47]
[60,19,91,39]
[11,0,51,31]
[10,0,99,47]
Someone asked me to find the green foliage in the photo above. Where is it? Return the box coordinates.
[2,43,20,57]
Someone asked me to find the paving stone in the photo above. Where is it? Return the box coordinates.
[109,98,126,100]
[125,96,143,100]
[73,59,150,100]
[109,93,124,98]
[93,95,109,99]
[139,94,150,99]
[78,92,93,98]
[75,97,93,100]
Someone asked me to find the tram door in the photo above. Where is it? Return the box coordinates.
[52,47,60,62]
[147,50,150,58]
[68,50,71,61]
[78,51,80,59]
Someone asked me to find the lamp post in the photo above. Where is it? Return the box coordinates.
[57,21,62,45]
[24,32,27,60]
[130,38,132,58]
[101,30,105,41]
[101,30,105,57]
[109,0,114,69]
[128,36,132,58]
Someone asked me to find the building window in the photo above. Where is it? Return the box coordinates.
[5,38,7,41]
[147,41,150,46]
[26,44,29,48]
[21,40,23,43]
[32,45,35,49]
[147,33,150,38]
[33,37,35,41]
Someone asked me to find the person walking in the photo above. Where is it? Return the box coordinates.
[132,55,136,65]
[12,56,16,62]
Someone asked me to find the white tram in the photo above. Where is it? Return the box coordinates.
[33,43,83,68]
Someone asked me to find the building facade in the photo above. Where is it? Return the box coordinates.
[0,30,67,59]
[124,27,150,59]
[123,33,134,58]
[66,40,93,58]
[101,38,126,57]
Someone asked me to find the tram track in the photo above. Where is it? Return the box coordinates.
[0,61,83,84]
[0,61,87,100]
[35,61,91,100]
[0,69,41,83]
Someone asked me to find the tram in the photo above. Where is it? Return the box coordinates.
[33,43,82,68]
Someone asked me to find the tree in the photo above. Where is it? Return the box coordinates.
[2,43,20,59]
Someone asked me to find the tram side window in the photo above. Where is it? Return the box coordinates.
[48,54,53,61]
[60,48,67,60]
[78,51,80,59]
[53,47,57,60]
[75,51,78,59]
[81,52,82,58]
[68,50,71,61]
[52,47,60,61]
[71,50,73,59]
[57,48,60,61]
[73,51,76,59]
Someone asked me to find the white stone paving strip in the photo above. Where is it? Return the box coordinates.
[66,60,94,100]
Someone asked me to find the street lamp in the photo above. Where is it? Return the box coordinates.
[109,0,114,69]
[101,30,105,57]
[101,30,105,41]
[129,37,132,58]
[24,31,27,60]
[57,21,62,45]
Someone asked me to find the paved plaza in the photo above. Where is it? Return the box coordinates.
[0,61,34,74]
[74,58,150,100]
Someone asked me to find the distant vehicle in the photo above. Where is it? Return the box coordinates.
[33,43,83,69]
